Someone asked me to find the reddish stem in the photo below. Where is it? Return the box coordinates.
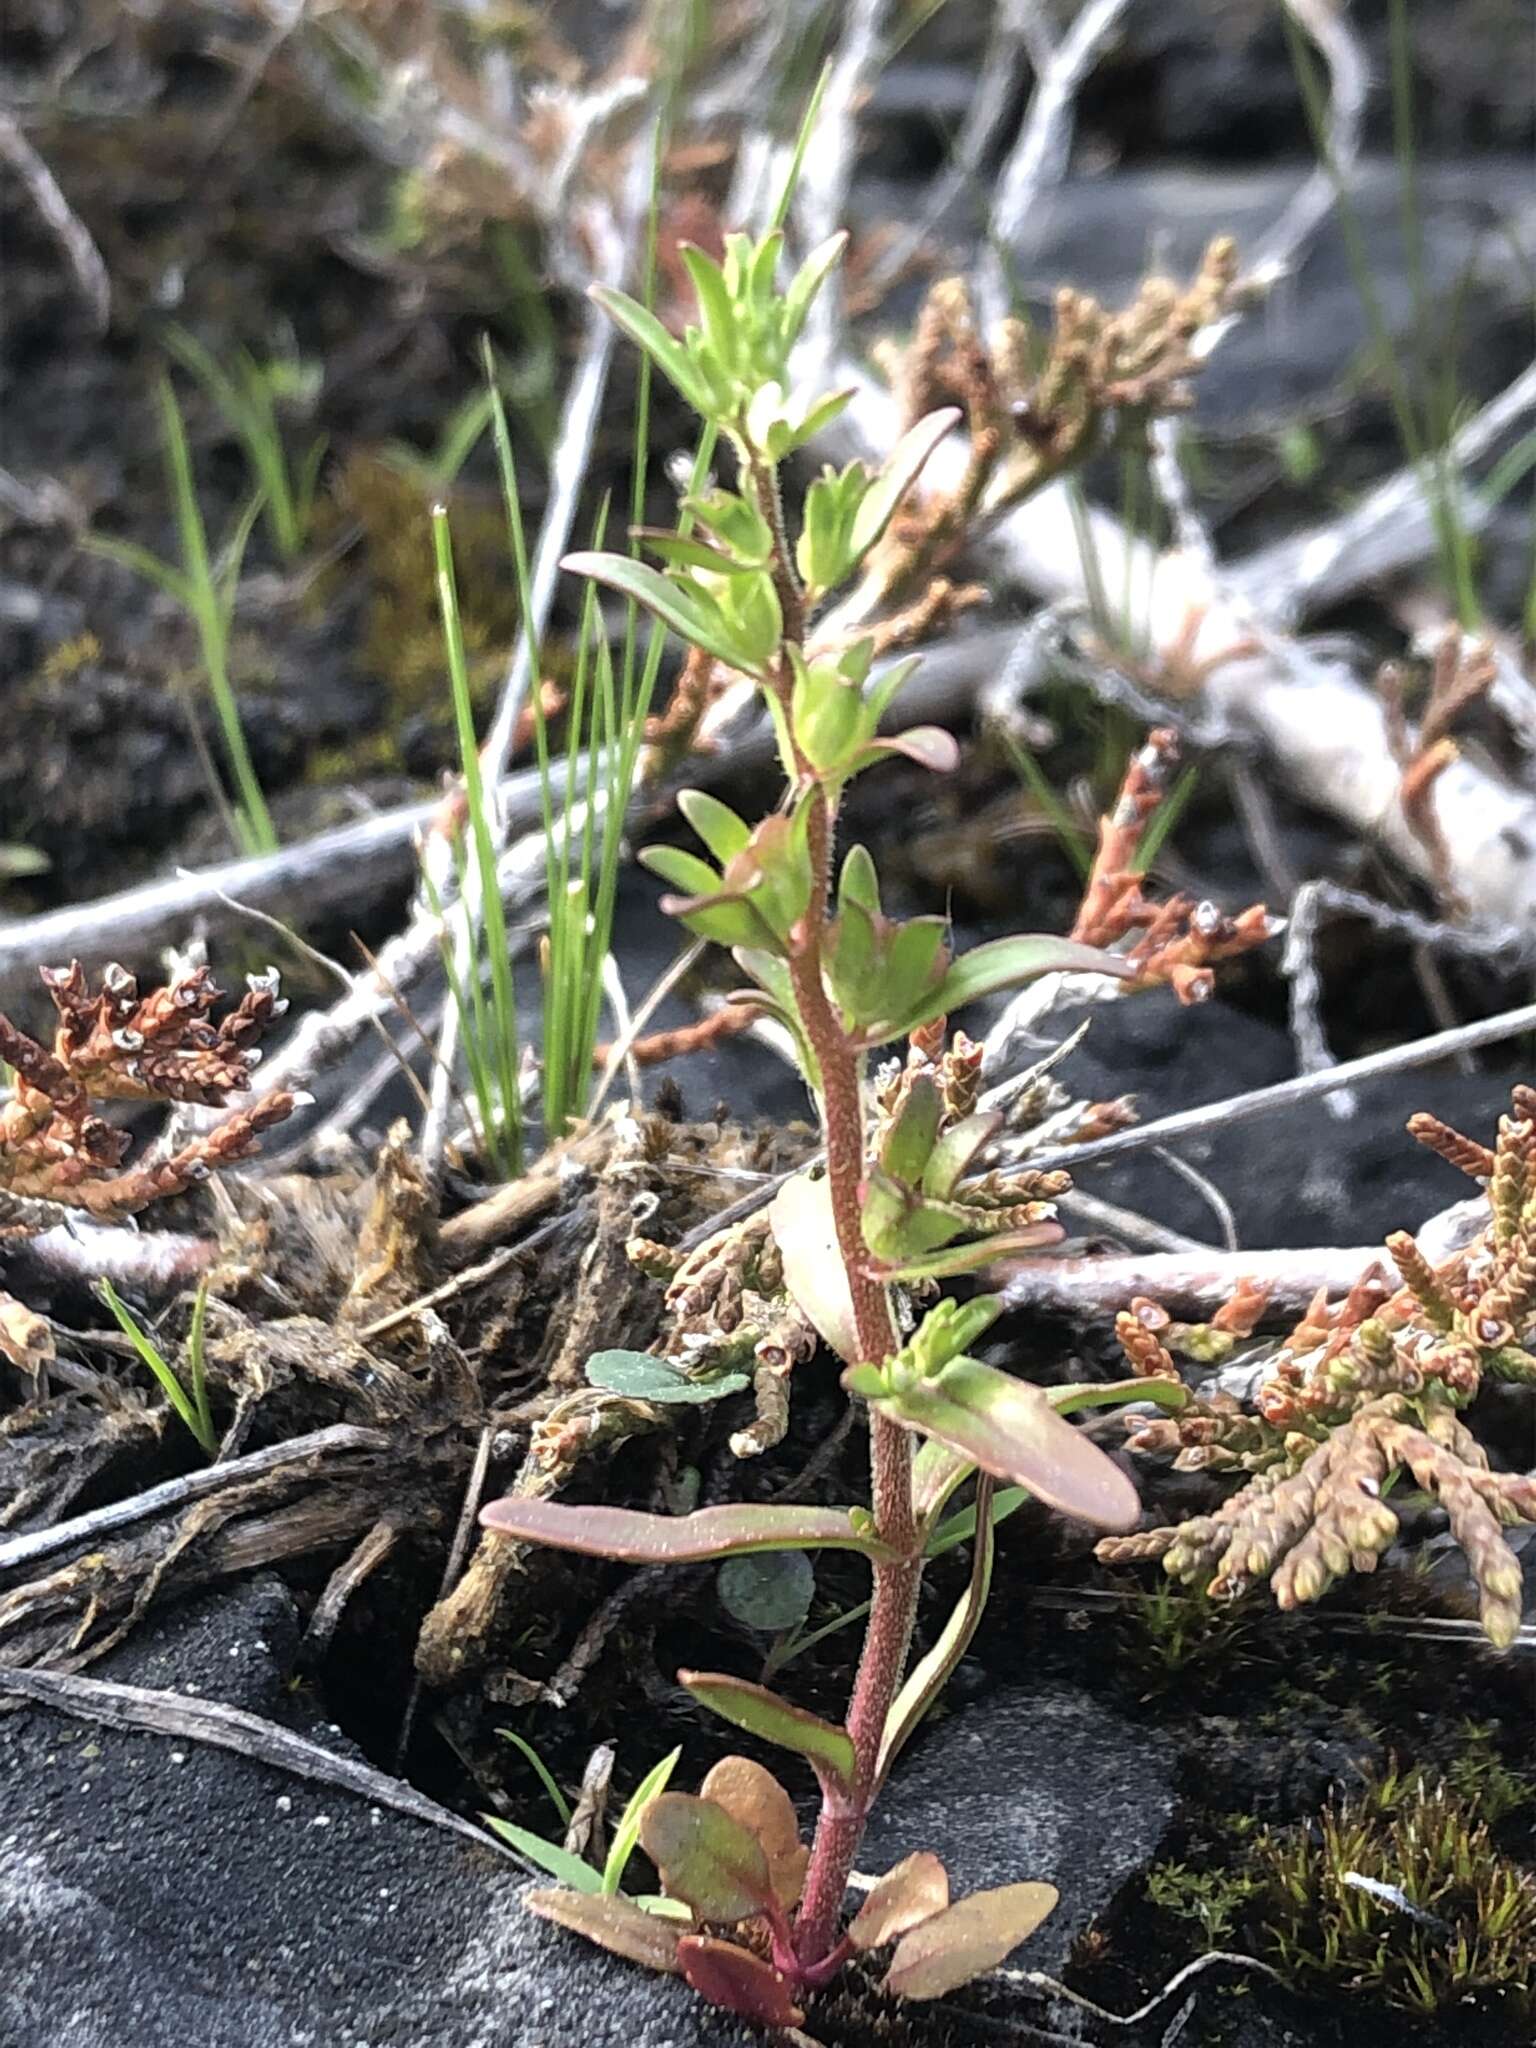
[747,444,926,1970]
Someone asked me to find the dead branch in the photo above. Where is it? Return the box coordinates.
[999,1243,1390,1322]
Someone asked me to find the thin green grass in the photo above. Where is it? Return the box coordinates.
[163,327,326,565]
[431,503,525,1178]
[85,378,276,855]
[99,1278,217,1457]
[1285,0,1481,624]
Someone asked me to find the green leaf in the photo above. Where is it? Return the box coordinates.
[783,231,848,345]
[884,1882,1058,2000]
[584,1348,750,1406]
[486,1818,602,1892]
[639,1793,774,1922]
[858,1357,1141,1531]
[717,1550,815,1633]
[838,843,881,915]
[524,1888,684,1973]
[925,1485,1029,1558]
[871,1225,1064,1285]
[904,935,1134,1031]
[677,789,752,867]
[679,244,739,373]
[589,286,717,414]
[878,1072,944,1186]
[921,1112,1003,1201]
[480,1496,900,1564]
[638,845,724,898]
[680,1670,856,1792]
[1052,1377,1189,1414]
[561,550,769,677]
[603,1747,682,1895]
[849,407,960,558]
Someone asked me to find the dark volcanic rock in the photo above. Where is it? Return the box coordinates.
[858,1683,1177,1964]
[0,1576,755,2048]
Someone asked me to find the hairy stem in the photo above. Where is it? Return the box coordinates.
[744,438,924,1965]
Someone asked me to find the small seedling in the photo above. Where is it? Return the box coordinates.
[479,219,1192,2022]
[99,1279,216,1457]
[84,378,276,855]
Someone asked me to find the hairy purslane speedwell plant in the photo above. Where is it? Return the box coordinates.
[479,230,1181,2024]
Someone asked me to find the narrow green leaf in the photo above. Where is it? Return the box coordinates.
[603,1746,682,1895]
[879,1475,999,1781]
[486,1818,603,1892]
[677,789,752,867]
[680,1670,856,1792]
[585,1348,750,1406]
[589,286,714,413]
[562,550,767,676]
[889,934,1134,1036]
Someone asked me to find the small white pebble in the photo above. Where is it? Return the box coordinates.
[309,1814,331,1828]
[275,1795,292,1814]
[170,1751,187,1765]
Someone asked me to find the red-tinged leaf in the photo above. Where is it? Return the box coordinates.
[698,1755,809,1908]
[524,1888,684,1973]
[677,1936,805,2027]
[770,1171,861,1365]
[638,1793,774,1923]
[848,1853,951,1951]
[480,1496,897,1564]
[884,1881,1059,2000]
[862,1357,1141,1532]
[684,1672,856,1795]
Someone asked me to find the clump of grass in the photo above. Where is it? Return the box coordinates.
[99,1279,217,1458]
[428,501,525,1180]
[85,378,276,855]
[164,326,326,565]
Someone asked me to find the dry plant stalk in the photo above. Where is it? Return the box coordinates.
[1100,1089,1536,1645]
[862,239,1240,614]
[1070,728,1275,1003]
[0,962,298,1371]
[1378,629,1498,913]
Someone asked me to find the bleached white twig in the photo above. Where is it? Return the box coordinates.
[793,0,893,386]
[974,0,1135,331]
[1023,998,1536,1178]
[866,0,1047,293]
[1230,360,1536,625]
[0,108,110,331]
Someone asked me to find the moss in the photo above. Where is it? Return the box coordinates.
[1250,1760,1536,2017]
[313,450,519,776]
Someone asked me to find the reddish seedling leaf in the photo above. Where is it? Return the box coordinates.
[677,1935,805,2027]
[698,1755,809,1909]
[884,1881,1058,2001]
[683,1671,857,1795]
[638,1792,775,1923]
[480,1496,897,1564]
[523,1888,684,1974]
[848,1853,951,1951]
